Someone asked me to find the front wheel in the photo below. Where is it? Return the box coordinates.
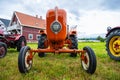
[18,46,32,73]
[81,46,97,74]
[0,42,7,58]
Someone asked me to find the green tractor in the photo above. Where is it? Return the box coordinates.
[106,26,120,61]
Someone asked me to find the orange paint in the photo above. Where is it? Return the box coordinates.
[46,7,67,42]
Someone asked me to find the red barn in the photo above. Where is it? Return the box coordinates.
[8,11,45,42]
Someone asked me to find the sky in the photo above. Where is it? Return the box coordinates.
[0,0,120,36]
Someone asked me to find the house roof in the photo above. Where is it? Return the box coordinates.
[0,18,10,27]
[12,11,45,29]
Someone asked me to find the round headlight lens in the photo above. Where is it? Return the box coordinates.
[51,21,61,34]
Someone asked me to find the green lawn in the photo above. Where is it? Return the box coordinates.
[0,42,120,80]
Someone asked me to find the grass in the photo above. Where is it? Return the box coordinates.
[0,42,120,80]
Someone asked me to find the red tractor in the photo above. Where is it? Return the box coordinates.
[18,7,97,74]
[106,26,120,61]
[0,29,26,58]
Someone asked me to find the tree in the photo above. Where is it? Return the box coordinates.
[97,36,105,42]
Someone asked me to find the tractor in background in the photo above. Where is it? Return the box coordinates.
[18,7,97,74]
[0,28,26,58]
[106,26,120,61]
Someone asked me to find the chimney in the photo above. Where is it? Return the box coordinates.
[40,16,42,19]
[36,15,38,18]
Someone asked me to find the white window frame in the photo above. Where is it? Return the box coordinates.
[36,35,40,40]
[28,34,33,40]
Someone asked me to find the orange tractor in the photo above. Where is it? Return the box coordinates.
[18,7,97,74]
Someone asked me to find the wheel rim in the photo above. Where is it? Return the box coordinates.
[0,46,5,57]
[109,36,120,57]
[25,51,32,70]
[81,52,90,70]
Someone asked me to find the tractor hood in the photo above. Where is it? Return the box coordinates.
[46,7,67,41]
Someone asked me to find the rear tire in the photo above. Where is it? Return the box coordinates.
[38,34,47,57]
[81,46,97,74]
[69,35,78,57]
[18,46,32,73]
[0,42,7,58]
[106,29,120,61]
[17,37,26,51]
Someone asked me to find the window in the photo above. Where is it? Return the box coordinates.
[36,35,40,40]
[28,34,33,39]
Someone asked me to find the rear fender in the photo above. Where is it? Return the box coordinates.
[68,30,77,36]
[39,30,47,35]
[106,26,120,37]
[71,31,77,35]
[15,35,23,41]
[0,29,4,35]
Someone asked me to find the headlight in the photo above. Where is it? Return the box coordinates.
[50,21,62,34]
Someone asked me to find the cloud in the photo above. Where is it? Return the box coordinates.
[0,0,120,36]
[102,0,120,11]
[77,10,120,34]
[0,0,27,19]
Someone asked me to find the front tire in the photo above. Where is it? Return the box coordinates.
[106,29,120,61]
[81,46,97,74]
[0,42,7,58]
[18,46,32,73]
